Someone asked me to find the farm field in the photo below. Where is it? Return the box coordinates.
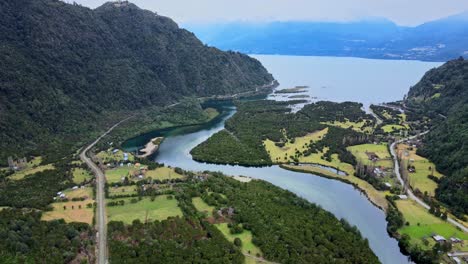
[192,197,215,215]
[97,149,135,163]
[105,167,133,183]
[264,128,354,175]
[107,195,182,224]
[42,201,94,224]
[108,186,138,197]
[215,223,262,257]
[72,167,93,184]
[396,200,467,247]
[397,144,443,196]
[347,143,393,169]
[321,119,373,133]
[9,163,55,180]
[63,187,94,200]
[382,124,407,133]
[145,167,184,180]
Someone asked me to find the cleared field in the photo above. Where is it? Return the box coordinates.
[396,200,467,243]
[215,223,262,257]
[264,128,354,175]
[192,197,215,214]
[382,124,407,133]
[397,144,443,196]
[204,107,220,120]
[145,167,184,181]
[107,195,182,224]
[97,149,135,163]
[109,186,138,197]
[9,163,55,180]
[42,201,94,224]
[105,167,133,183]
[347,143,393,169]
[321,119,373,133]
[63,187,94,200]
[72,168,93,184]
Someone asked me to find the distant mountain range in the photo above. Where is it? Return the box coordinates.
[185,12,468,61]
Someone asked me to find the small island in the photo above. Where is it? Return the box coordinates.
[274,85,309,94]
[136,137,164,158]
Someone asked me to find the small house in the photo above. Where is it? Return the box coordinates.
[112,149,119,154]
[384,182,392,188]
[432,235,446,243]
[72,186,78,190]
[398,195,408,200]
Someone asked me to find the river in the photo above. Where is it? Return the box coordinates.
[123,56,441,264]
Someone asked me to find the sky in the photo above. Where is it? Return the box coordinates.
[70,0,468,26]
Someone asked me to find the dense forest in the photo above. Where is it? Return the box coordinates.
[108,173,379,263]
[0,0,273,165]
[191,100,372,166]
[195,174,380,263]
[0,209,94,263]
[405,57,468,215]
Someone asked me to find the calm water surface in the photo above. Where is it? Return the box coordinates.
[124,56,441,264]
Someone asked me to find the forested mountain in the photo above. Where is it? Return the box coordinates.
[0,0,273,164]
[186,12,468,61]
[405,57,468,215]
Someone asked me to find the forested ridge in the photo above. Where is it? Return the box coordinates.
[0,0,273,165]
[405,57,468,215]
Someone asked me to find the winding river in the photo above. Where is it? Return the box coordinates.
[123,56,441,264]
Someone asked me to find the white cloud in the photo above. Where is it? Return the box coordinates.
[70,0,468,26]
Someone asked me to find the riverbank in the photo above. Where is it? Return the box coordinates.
[281,164,389,212]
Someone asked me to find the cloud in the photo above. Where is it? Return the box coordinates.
[70,0,468,26]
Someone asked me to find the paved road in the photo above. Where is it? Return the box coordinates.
[80,116,133,264]
[390,132,468,233]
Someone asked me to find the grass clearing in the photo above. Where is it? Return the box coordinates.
[42,200,94,224]
[72,168,93,184]
[321,119,373,133]
[382,124,407,133]
[397,144,443,196]
[347,143,393,169]
[9,164,55,180]
[204,107,220,120]
[105,167,133,183]
[107,195,182,224]
[109,186,138,197]
[97,149,135,163]
[264,128,354,175]
[192,197,215,214]
[215,223,262,257]
[63,187,94,200]
[145,167,184,181]
[396,200,468,244]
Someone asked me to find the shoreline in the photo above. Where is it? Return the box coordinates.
[136,137,163,158]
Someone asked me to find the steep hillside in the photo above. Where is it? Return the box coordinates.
[405,57,468,215]
[0,0,273,163]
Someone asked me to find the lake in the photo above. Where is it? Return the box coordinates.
[123,56,441,264]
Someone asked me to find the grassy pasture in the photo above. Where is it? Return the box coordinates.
[42,200,94,224]
[105,167,133,183]
[9,164,55,180]
[396,200,467,246]
[72,168,93,184]
[97,149,135,163]
[215,223,262,257]
[321,119,373,133]
[109,186,138,197]
[107,195,182,224]
[63,187,93,200]
[145,167,184,181]
[192,197,215,215]
[382,124,407,133]
[397,144,443,196]
[347,143,393,169]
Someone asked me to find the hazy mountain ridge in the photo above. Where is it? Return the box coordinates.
[186,12,468,61]
[0,0,273,163]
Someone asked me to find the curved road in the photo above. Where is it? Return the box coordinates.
[80,116,134,264]
[390,132,468,233]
